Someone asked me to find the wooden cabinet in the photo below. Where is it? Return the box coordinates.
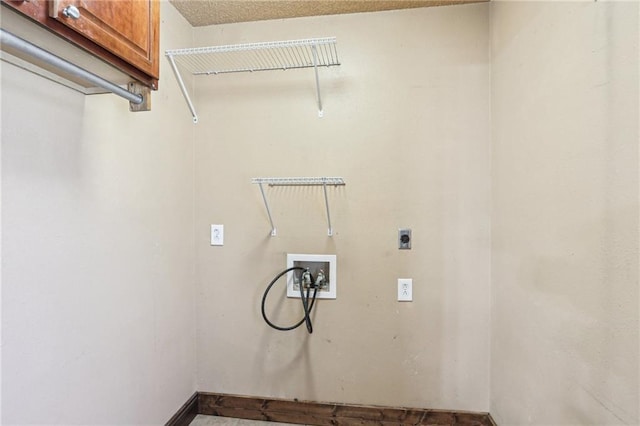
[2,0,159,89]
[49,0,159,81]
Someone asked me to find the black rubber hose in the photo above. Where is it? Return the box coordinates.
[261,266,318,333]
[300,278,313,333]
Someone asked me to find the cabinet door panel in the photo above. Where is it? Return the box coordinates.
[4,0,46,21]
[50,0,158,78]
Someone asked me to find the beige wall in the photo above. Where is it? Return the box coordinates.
[490,1,639,425]
[3,1,637,423]
[193,3,491,411]
[1,2,196,424]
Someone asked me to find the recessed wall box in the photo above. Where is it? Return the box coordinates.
[287,254,337,299]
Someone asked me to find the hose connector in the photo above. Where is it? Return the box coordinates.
[315,269,326,290]
[301,269,313,289]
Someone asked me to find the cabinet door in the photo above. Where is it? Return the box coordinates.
[3,0,45,21]
[49,0,159,79]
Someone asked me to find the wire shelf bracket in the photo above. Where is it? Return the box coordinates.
[165,37,340,123]
[252,177,346,237]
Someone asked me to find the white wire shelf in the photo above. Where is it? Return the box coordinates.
[252,177,345,186]
[166,37,340,123]
[252,177,346,236]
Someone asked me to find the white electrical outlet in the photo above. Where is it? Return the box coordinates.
[211,224,224,246]
[398,278,412,301]
[286,254,337,299]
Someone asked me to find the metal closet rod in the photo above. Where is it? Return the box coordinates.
[0,29,143,105]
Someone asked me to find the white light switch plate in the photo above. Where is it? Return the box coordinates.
[398,278,412,301]
[211,224,224,246]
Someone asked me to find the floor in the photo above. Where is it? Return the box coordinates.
[190,415,298,426]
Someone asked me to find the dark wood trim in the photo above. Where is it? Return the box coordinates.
[487,413,499,426]
[197,392,495,426]
[165,392,198,426]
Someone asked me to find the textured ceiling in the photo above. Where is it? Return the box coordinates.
[170,0,488,26]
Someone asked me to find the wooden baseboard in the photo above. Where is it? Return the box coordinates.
[195,392,495,426]
[487,413,498,426]
[165,392,198,426]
